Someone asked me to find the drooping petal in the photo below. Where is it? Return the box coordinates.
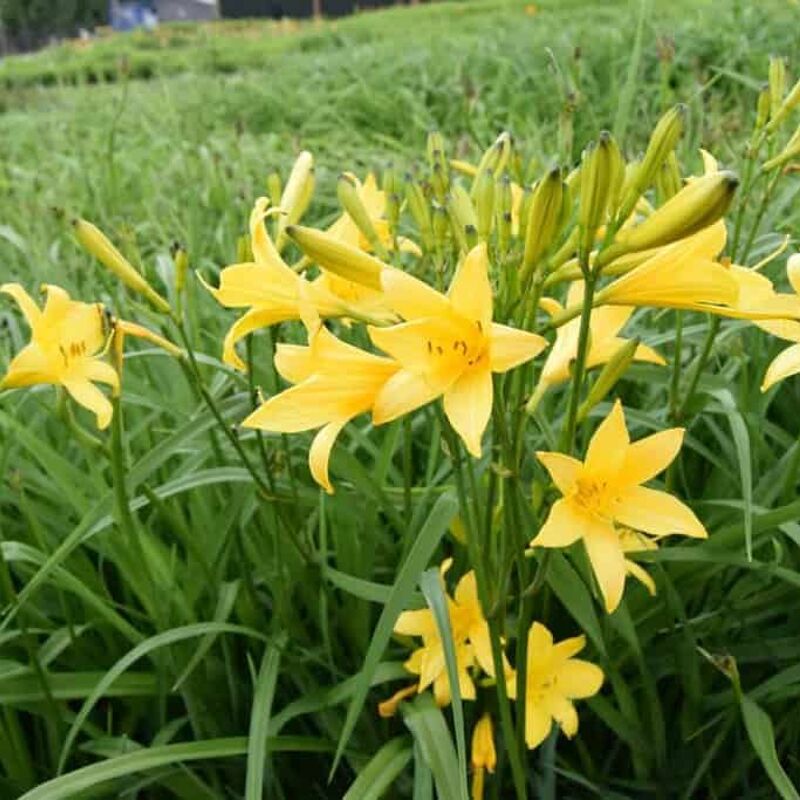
[72,358,120,393]
[546,694,579,738]
[633,342,667,366]
[584,399,629,479]
[756,318,800,343]
[380,268,451,320]
[531,498,587,548]
[223,307,299,371]
[448,243,492,331]
[0,344,54,388]
[762,343,800,391]
[63,378,113,430]
[525,701,553,750]
[617,427,684,487]
[625,559,657,596]
[590,305,634,342]
[443,364,493,457]
[582,516,627,613]
[556,659,604,699]
[1,283,41,328]
[489,323,548,373]
[199,262,298,309]
[536,451,582,495]
[249,197,284,268]
[372,368,448,425]
[613,485,707,539]
[309,419,348,494]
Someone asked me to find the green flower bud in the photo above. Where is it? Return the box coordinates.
[337,173,388,259]
[523,166,564,277]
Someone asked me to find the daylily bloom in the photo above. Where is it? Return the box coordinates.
[531,400,707,612]
[241,319,398,493]
[523,622,604,750]
[530,281,664,409]
[201,197,352,371]
[392,564,511,707]
[471,713,496,800]
[759,254,800,390]
[369,243,548,456]
[1,283,177,430]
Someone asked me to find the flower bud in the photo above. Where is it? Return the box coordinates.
[427,131,450,198]
[432,202,450,252]
[404,173,434,248]
[171,242,188,294]
[576,338,639,423]
[472,132,512,197]
[266,171,282,210]
[579,132,621,254]
[446,183,478,252]
[522,166,564,276]
[619,104,686,218]
[495,175,513,251]
[655,151,682,203]
[73,219,170,313]
[763,125,800,171]
[474,170,495,240]
[755,83,771,132]
[599,170,739,266]
[275,150,314,251]
[769,56,787,120]
[337,172,389,259]
[286,225,389,290]
[767,77,800,133]
[517,185,533,243]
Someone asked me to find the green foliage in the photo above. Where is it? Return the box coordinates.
[1,0,800,798]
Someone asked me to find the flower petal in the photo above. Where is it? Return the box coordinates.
[380,268,451,320]
[448,243,492,331]
[551,634,586,662]
[274,344,313,384]
[525,701,553,750]
[309,419,347,494]
[1,283,41,328]
[626,559,657,596]
[613,485,707,539]
[72,358,120,392]
[0,343,54,388]
[546,694,579,738]
[395,608,436,637]
[556,659,604,699]
[63,378,113,430]
[372,368,446,425]
[443,364,492,457]
[249,198,284,268]
[618,427,684,487]
[223,307,298,371]
[536,451,581,495]
[531,498,587,548]
[200,262,298,309]
[489,323,547,373]
[527,621,554,663]
[762,343,800,391]
[584,399,629,479]
[582,516,627,613]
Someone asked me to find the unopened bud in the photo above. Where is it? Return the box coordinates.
[619,104,686,218]
[577,338,639,422]
[447,184,478,252]
[475,170,495,240]
[495,176,512,251]
[386,192,401,237]
[523,166,564,276]
[404,173,434,248]
[599,170,739,266]
[579,132,621,254]
[655,151,682,203]
[767,77,800,134]
[337,173,388,259]
[266,171,282,209]
[473,132,512,197]
[286,225,388,290]
[427,132,450,198]
[172,244,188,294]
[755,84,771,132]
[769,56,787,120]
[432,203,450,252]
[517,185,533,243]
[763,125,800,171]
[73,219,170,313]
[236,234,251,263]
[275,150,314,251]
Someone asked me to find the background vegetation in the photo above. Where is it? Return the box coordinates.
[1,0,800,797]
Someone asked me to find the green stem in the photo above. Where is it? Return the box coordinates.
[676,315,719,422]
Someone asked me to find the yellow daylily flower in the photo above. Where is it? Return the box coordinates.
[1,283,117,428]
[471,713,496,800]
[532,281,664,407]
[240,321,398,493]
[393,567,511,707]
[523,622,604,750]
[200,197,349,371]
[531,400,707,612]
[369,243,548,456]
[759,254,800,390]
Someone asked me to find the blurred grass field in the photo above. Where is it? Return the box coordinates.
[2,0,800,797]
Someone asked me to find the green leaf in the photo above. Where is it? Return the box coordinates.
[332,492,458,777]
[343,736,413,800]
[740,695,800,800]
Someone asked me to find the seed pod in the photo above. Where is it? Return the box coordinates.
[286,225,389,290]
[337,173,389,259]
[275,150,314,251]
[599,170,739,266]
[523,166,564,276]
[73,219,170,313]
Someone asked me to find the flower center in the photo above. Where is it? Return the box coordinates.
[59,340,89,366]
[573,476,610,515]
[426,320,487,369]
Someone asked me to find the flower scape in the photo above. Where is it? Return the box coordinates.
[2,48,800,800]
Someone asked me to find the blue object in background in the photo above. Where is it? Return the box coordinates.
[109,1,159,31]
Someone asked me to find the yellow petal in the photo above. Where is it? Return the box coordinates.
[397,236,423,257]
[443,364,493,457]
[589,305,634,342]
[309,419,347,494]
[536,451,581,495]
[489,323,547,373]
[372,368,447,426]
[618,427,684,487]
[762,343,800,391]
[378,684,417,718]
[448,243,492,331]
[525,701,553,750]
[72,358,120,393]
[273,344,313,384]
[625,559,657,596]
[454,570,479,609]
[249,197,284,267]
[116,320,181,357]
[788,254,800,296]
[584,399,629,478]
[556,659,604,699]
[1,283,41,328]
[63,378,113,430]
[539,297,564,318]
[633,342,667,366]
[223,307,298,371]
[546,693,579,738]
[471,714,496,771]
[380,268,451,320]
[0,343,54,388]
[613,485,707,538]
[531,498,587,548]
[201,262,297,309]
[756,319,800,343]
[395,608,436,637]
[582,516,627,613]
[527,621,555,662]
[551,634,586,663]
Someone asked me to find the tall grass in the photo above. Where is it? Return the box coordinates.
[1,0,800,797]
